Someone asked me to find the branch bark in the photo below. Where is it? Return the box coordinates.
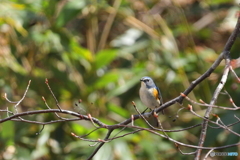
[194,15,240,160]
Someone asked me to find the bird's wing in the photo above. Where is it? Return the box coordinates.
[156,86,163,105]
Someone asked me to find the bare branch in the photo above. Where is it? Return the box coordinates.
[195,14,240,160]
[203,149,214,160]
[86,129,114,160]
[188,105,240,137]
[45,78,62,112]
[182,93,240,110]
[0,109,105,127]
[175,143,197,155]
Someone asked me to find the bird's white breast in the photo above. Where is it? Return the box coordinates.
[139,83,160,109]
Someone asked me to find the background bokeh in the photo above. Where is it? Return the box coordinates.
[1,0,240,159]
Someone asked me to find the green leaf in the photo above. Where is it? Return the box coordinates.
[71,123,88,135]
[107,103,129,117]
[70,40,93,62]
[1,121,14,146]
[94,49,117,69]
[94,72,119,89]
[56,0,86,27]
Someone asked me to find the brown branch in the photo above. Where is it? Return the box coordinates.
[42,96,68,120]
[203,149,214,160]
[175,143,197,155]
[45,78,62,112]
[0,109,105,127]
[183,93,240,110]
[70,122,240,151]
[1,101,239,158]
[86,129,114,160]
[188,105,240,137]
[156,50,227,114]
[195,14,240,160]
[103,125,240,150]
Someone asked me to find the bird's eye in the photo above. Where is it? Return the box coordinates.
[144,79,149,82]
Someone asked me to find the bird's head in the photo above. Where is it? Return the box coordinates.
[140,76,155,89]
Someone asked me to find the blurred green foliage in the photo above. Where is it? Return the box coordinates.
[0,0,240,159]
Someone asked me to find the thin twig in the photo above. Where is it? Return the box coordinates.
[0,109,105,127]
[3,93,18,104]
[132,101,156,129]
[188,105,240,137]
[36,125,45,135]
[182,93,240,110]
[42,96,68,120]
[103,124,240,150]
[6,80,32,121]
[175,143,197,155]
[203,149,214,160]
[88,113,99,128]
[87,129,114,160]
[195,14,240,160]
[45,78,62,112]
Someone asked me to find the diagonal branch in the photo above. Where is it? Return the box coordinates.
[156,50,227,114]
[194,15,240,160]
[86,129,114,160]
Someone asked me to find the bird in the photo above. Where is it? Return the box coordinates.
[139,76,163,127]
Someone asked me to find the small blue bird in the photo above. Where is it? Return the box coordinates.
[139,76,163,127]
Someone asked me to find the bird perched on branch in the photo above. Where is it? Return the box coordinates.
[139,76,163,127]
